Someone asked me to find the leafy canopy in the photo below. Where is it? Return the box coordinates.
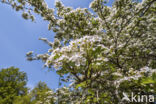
[0,67,28,104]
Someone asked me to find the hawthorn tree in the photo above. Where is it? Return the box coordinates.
[1,0,156,103]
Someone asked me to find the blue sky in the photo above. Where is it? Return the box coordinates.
[0,0,113,89]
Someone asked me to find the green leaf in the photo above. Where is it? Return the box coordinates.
[141,77,155,85]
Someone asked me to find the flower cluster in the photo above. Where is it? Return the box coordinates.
[45,35,109,69]
[114,67,156,88]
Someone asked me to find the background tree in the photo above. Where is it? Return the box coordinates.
[13,95,32,104]
[1,0,156,103]
[30,81,55,104]
[13,81,55,104]
[0,67,28,104]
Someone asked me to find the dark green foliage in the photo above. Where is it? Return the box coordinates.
[0,67,28,104]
